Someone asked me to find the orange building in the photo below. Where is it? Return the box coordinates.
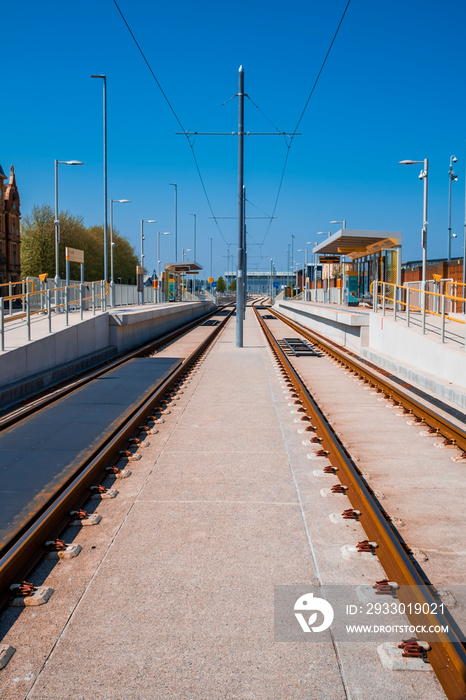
[0,164,21,285]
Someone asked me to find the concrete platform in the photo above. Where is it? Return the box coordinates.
[0,309,444,699]
[275,299,466,411]
[0,301,214,411]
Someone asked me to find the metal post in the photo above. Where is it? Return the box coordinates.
[441,295,446,343]
[26,292,31,341]
[422,158,429,285]
[406,287,410,327]
[54,159,60,292]
[373,279,378,312]
[65,285,69,326]
[305,248,308,301]
[421,287,426,334]
[394,285,397,321]
[92,281,96,315]
[382,282,386,316]
[170,183,178,261]
[80,284,84,320]
[8,282,12,316]
[48,288,52,333]
[0,303,4,351]
[236,66,244,347]
[242,185,247,319]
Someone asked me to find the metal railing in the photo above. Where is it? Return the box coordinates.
[0,281,108,351]
[371,280,466,348]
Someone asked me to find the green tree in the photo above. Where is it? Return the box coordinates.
[229,277,237,291]
[216,275,226,292]
[21,205,138,283]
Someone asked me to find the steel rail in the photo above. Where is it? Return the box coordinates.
[270,306,466,454]
[0,307,234,612]
[255,307,466,700]
[0,303,232,431]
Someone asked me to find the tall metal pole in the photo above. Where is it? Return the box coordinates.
[242,185,247,318]
[191,213,197,259]
[54,160,60,288]
[103,77,108,282]
[463,155,466,311]
[140,220,144,269]
[422,158,429,285]
[305,248,308,300]
[236,66,244,347]
[170,183,177,261]
[210,237,213,278]
[91,75,108,282]
[448,156,457,262]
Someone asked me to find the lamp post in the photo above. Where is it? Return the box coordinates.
[399,159,429,285]
[140,220,156,304]
[169,183,177,261]
[91,74,108,282]
[448,155,458,261]
[330,220,346,229]
[182,248,191,261]
[54,160,83,290]
[308,241,318,299]
[298,249,306,299]
[317,232,331,302]
[110,199,130,306]
[209,237,213,279]
[157,231,170,302]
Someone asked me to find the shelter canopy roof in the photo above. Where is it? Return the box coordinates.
[313,230,402,261]
[164,260,203,273]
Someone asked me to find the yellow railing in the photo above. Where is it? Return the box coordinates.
[370,280,466,344]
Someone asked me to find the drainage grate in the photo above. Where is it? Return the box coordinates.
[279,337,320,357]
[202,319,221,326]
[262,314,276,320]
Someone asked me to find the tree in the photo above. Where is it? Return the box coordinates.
[229,277,237,291]
[21,204,138,282]
[216,275,226,293]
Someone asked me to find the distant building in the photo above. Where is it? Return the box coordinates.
[0,164,21,285]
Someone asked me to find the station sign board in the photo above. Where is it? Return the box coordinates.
[65,247,84,264]
[319,256,341,264]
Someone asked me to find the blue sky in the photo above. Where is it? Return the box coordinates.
[2,0,466,277]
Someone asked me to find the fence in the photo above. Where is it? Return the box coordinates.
[371,280,466,348]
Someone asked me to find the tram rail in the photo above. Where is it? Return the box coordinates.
[269,306,466,453]
[0,305,234,613]
[254,305,466,700]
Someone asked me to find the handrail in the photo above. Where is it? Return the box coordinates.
[370,280,466,347]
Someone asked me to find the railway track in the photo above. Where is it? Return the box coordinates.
[0,305,234,614]
[254,304,466,700]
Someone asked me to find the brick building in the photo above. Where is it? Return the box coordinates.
[0,164,21,285]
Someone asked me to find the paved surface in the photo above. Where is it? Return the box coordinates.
[0,308,445,699]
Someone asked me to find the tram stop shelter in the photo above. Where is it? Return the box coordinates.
[163,261,203,301]
[313,229,402,306]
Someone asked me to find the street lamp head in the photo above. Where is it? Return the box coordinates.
[159,231,171,235]
[63,160,83,166]
[114,199,130,203]
[399,160,423,165]
[143,219,157,223]
[91,74,106,79]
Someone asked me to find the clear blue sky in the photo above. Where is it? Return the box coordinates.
[2,0,466,277]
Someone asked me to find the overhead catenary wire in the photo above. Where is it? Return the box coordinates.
[113,0,229,246]
[259,0,352,246]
